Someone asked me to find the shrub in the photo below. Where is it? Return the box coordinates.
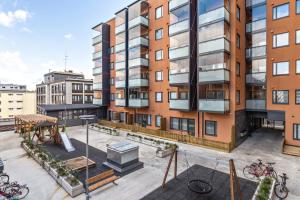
[256,177,273,200]
[57,166,69,177]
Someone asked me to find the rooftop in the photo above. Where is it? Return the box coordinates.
[38,104,100,111]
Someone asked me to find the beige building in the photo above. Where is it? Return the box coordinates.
[0,84,36,119]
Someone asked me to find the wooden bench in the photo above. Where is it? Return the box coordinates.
[86,169,120,192]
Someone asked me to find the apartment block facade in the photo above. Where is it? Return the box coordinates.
[92,0,300,149]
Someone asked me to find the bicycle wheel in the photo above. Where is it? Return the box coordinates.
[15,186,29,199]
[243,166,257,180]
[0,174,9,187]
[275,184,288,199]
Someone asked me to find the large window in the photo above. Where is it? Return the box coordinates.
[155,92,163,102]
[170,5,189,24]
[293,124,300,140]
[170,31,189,49]
[251,5,266,21]
[198,0,227,15]
[296,90,300,104]
[156,6,163,19]
[272,90,289,104]
[297,0,300,14]
[155,28,163,40]
[273,32,289,48]
[236,90,240,105]
[297,60,300,74]
[236,5,240,20]
[205,121,217,136]
[250,32,266,47]
[155,49,163,60]
[237,33,240,49]
[170,59,189,74]
[170,117,195,135]
[273,62,289,75]
[155,115,161,127]
[155,71,163,81]
[273,3,289,20]
[296,30,300,44]
[198,21,230,43]
[136,114,151,126]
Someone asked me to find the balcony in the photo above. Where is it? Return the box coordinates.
[198,69,230,84]
[199,7,230,27]
[169,46,189,60]
[129,16,149,29]
[246,46,266,59]
[115,61,126,71]
[115,24,126,35]
[246,73,266,85]
[169,0,189,11]
[93,83,102,90]
[198,99,230,113]
[246,19,266,33]
[115,43,126,53]
[129,37,149,48]
[128,99,149,108]
[129,58,149,68]
[169,20,189,36]
[246,99,266,110]
[93,51,102,60]
[93,98,102,106]
[199,38,230,55]
[93,67,102,75]
[115,98,126,107]
[246,0,266,8]
[92,35,102,45]
[116,81,126,88]
[169,99,189,110]
[169,73,189,85]
[129,79,148,88]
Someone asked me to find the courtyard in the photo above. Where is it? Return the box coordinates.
[0,126,300,200]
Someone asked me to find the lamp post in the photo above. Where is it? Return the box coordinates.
[79,115,96,200]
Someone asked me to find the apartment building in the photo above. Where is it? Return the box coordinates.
[0,84,36,119]
[92,0,300,151]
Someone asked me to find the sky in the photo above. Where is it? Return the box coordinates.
[0,0,132,90]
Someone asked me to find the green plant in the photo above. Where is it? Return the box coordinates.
[256,177,273,200]
[50,160,59,169]
[67,175,80,186]
[57,166,69,177]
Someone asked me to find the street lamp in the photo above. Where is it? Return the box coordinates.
[79,115,96,200]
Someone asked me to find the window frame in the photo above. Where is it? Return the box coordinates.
[272,61,289,76]
[205,120,217,137]
[273,32,289,48]
[297,0,300,14]
[293,124,300,140]
[272,90,289,104]
[237,33,241,49]
[296,30,300,44]
[236,90,240,105]
[155,49,164,61]
[155,115,161,127]
[236,5,240,21]
[155,6,163,19]
[170,117,195,134]
[236,62,240,76]
[155,71,163,82]
[296,60,300,74]
[272,3,290,20]
[155,92,163,102]
[155,28,163,40]
[296,90,300,105]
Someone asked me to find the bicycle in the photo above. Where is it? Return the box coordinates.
[274,173,289,199]
[0,181,29,199]
[243,159,265,180]
[0,173,9,187]
[262,162,278,180]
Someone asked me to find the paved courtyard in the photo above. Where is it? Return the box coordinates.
[0,126,299,200]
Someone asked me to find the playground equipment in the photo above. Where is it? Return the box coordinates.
[60,132,75,152]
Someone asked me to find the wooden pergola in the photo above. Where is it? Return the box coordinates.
[15,114,61,144]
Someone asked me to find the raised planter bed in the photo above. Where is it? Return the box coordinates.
[61,176,84,197]
[252,177,276,200]
[90,124,120,136]
[156,148,174,158]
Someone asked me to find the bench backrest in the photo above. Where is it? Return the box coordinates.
[86,169,114,184]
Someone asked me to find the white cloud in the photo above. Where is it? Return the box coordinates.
[21,27,32,33]
[64,33,73,40]
[0,10,30,27]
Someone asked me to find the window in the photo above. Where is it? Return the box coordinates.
[110,93,115,101]
[155,92,163,102]
[155,28,163,40]
[273,90,289,104]
[236,62,240,76]
[294,124,300,140]
[110,78,115,86]
[236,90,240,105]
[237,6,240,21]
[155,71,163,81]
[296,90,300,104]
[170,117,195,134]
[170,117,180,130]
[273,32,289,48]
[155,49,163,60]
[273,3,289,20]
[237,34,240,49]
[296,30,300,44]
[205,121,217,136]
[155,115,161,127]
[169,92,177,100]
[297,0,300,14]
[110,62,114,70]
[110,46,115,54]
[273,62,289,75]
[297,60,300,74]
[155,6,163,19]
[135,114,151,126]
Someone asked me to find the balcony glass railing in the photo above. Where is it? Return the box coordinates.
[92,35,102,45]
[246,19,266,33]
[116,81,126,88]
[115,61,126,71]
[199,38,230,55]
[169,73,189,84]
[246,72,266,85]
[246,46,266,59]
[169,0,189,11]
[93,67,102,75]
[199,7,230,27]
[129,16,149,29]
[93,83,102,90]
[129,79,149,88]
[128,99,149,107]
[129,58,149,68]
[246,99,266,110]
[198,99,230,113]
[246,0,266,8]
[198,69,230,83]
[169,46,189,60]
[169,20,189,36]
[93,51,102,60]
[115,98,126,107]
[115,43,126,53]
[169,99,189,110]
[115,24,126,35]
[93,98,102,105]
[129,37,149,48]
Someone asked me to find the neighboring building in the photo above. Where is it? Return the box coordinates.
[0,84,36,119]
[36,71,101,126]
[92,0,300,150]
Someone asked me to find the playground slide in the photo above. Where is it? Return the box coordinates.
[60,132,75,152]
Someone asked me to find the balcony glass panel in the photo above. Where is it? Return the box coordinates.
[170,5,189,24]
[246,0,266,8]
[129,16,149,29]
[198,38,230,55]
[246,73,266,84]
[128,1,149,21]
[93,67,102,75]
[129,58,149,68]
[246,19,266,33]
[115,98,126,106]
[199,69,230,83]
[116,51,126,63]
[246,99,266,110]
[115,61,126,71]
[116,32,126,45]
[129,79,149,87]
[198,0,229,14]
[116,24,126,34]
[246,46,266,59]
[247,32,266,48]
[116,81,126,88]
[169,0,189,11]
[198,21,230,43]
[129,37,149,48]
[169,46,189,60]
[169,73,189,84]
[198,99,230,113]
[170,31,189,49]
[170,58,189,73]
[199,7,230,26]
[128,99,149,107]
[198,52,230,70]
[169,99,189,110]
[93,83,102,90]
[169,20,189,36]
[115,42,126,53]
[93,98,102,105]
[129,25,148,40]
[92,35,102,45]
[93,51,102,60]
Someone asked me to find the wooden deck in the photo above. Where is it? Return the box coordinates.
[62,156,96,171]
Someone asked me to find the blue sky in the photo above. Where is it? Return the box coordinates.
[0,0,132,89]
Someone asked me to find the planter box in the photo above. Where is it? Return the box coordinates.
[49,167,59,180]
[156,148,173,158]
[44,162,50,171]
[58,176,67,185]
[252,178,276,200]
[61,177,84,197]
